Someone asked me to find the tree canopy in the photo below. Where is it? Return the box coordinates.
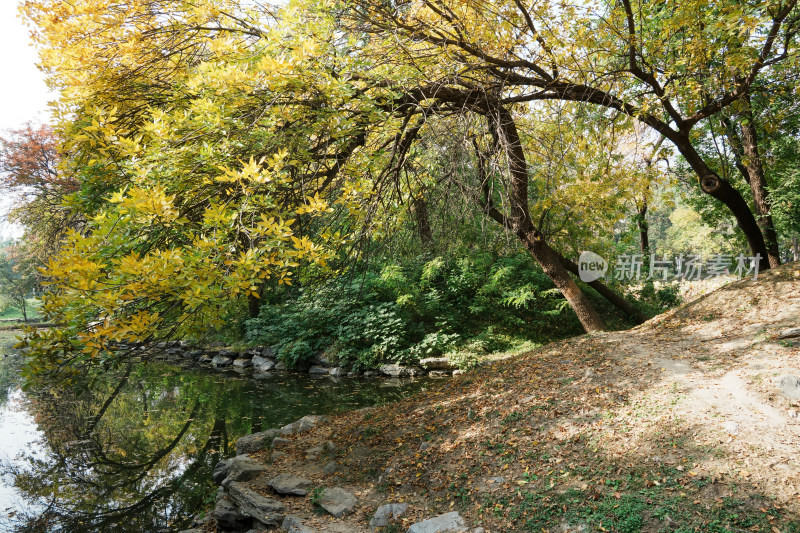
[15,0,800,373]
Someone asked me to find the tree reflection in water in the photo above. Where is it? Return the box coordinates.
[2,360,428,532]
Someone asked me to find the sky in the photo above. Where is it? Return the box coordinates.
[0,0,57,240]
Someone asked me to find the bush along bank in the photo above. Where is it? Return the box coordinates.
[243,252,641,374]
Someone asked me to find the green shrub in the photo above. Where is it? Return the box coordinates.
[245,250,615,369]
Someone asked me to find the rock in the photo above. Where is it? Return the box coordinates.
[487,476,505,484]
[779,375,800,401]
[252,355,276,373]
[271,437,291,449]
[323,461,338,475]
[281,415,326,435]
[429,370,450,377]
[379,363,423,377]
[233,358,253,368]
[419,357,454,370]
[211,355,233,367]
[226,481,286,527]
[267,473,312,496]
[224,455,268,484]
[324,440,337,453]
[369,503,408,528]
[777,327,800,339]
[452,369,465,376]
[316,487,358,518]
[419,442,431,451]
[329,367,347,377]
[178,529,203,533]
[306,446,323,457]
[212,458,232,485]
[236,428,282,455]
[271,451,288,461]
[723,421,740,436]
[363,370,380,377]
[559,522,590,533]
[254,372,274,380]
[407,512,468,533]
[662,514,680,530]
[262,346,277,358]
[199,354,214,364]
[282,515,314,533]
[347,371,361,377]
[472,528,485,533]
[214,494,252,531]
[309,365,330,375]
[275,361,287,371]
[311,352,334,367]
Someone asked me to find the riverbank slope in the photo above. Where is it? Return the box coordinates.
[206,262,800,532]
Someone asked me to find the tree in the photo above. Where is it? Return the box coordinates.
[346,0,800,271]
[0,242,39,322]
[0,123,81,260]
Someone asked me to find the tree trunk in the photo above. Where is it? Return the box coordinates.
[490,106,606,333]
[248,291,261,319]
[557,252,647,324]
[638,200,649,257]
[794,234,799,262]
[672,136,771,271]
[520,231,606,331]
[412,195,435,252]
[739,100,781,268]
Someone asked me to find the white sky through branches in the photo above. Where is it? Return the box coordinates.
[0,0,57,239]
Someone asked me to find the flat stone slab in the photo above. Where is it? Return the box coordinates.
[267,473,312,496]
[370,502,408,528]
[212,458,232,485]
[407,511,468,533]
[379,364,423,377]
[281,514,314,533]
[252,355,276,372]
[281,415,326,435]
[211,355,233,367]
[419,357,454,370]
[777,327,800,339]
[224,455,268,484]
[309,365,330,375]
[316,487,357,518]
[226,481,285,527]
[236,428,282,455]
[213,494,251,531]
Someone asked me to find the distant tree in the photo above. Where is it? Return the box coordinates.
[0,123,80,259]
[0,242,40,322]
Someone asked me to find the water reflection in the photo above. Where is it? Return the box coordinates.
[0,357,429,532]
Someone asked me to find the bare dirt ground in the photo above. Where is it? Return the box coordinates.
[236,262,800,532]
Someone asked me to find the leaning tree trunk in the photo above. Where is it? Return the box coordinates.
[671,135,771,271]
[520,232,607,331]
[488,106,606,333]
[556,252,647,324]
[739,99,781,267]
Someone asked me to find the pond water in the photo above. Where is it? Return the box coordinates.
[0,355,430,532]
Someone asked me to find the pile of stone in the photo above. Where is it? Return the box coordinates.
[116,340,462,381]
[180,413,483,533]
